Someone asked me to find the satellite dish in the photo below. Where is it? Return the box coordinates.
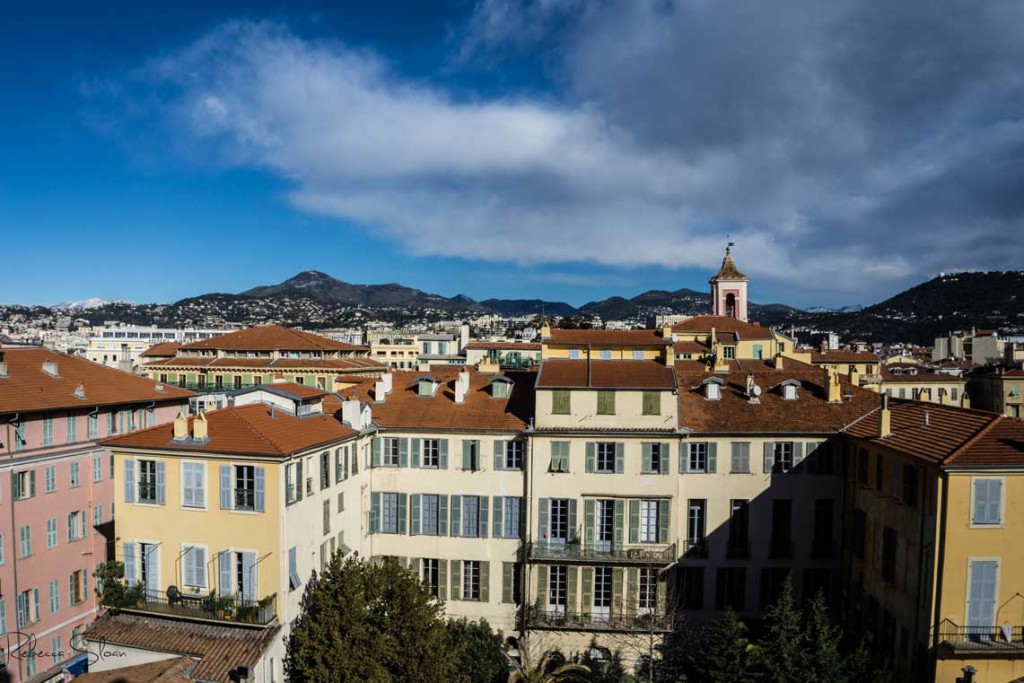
[752,385,762,397]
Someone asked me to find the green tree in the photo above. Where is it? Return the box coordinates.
[701,609,760,683]
[286,556,454,682]
[94,560,144,612]
[758,578,804,683]
[572,640,627,683]
[508,645,589,683]
[446,617,508,683]
[801,592,846,683]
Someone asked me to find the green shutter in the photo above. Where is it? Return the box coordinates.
[658,499,670,543]
[462,441,473,471]
[438,495,449,536]
[585,443,595,473]
[597,391,615,415]
[642,444,653,473]
[553,390,570,414]
[567,566,578,614]
[438,559,448,601]
[660,443,671,474]
[397,494,408,535]
[399,439,409,468]
[450,560,461,601]
[614,443,624,473]
[480,562,490,603]
[440,439,449,469]
[584,500,595,547]
[537,565,549,607]
[493,441,505,471]
[411,439,421,468]
[502,562,514,604]
[581,567,593,618]
[707,443,718,473]
[612,567,624,616]
[451,496,462,537]
[629,500,640,544]
[538,499,549,542]
[627,568,639,616]
[372,438,381,468]
[657,573,668,615]
[370,492,380,533]
[614,500,625,548]
[492,496,504,538]
[410,494,421,535]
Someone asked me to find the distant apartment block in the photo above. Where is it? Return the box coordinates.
[87,325,232,372]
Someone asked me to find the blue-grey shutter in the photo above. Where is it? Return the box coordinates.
[398,494,408,535]
[254,467,265,512]
[440,439,449,469]
[370,492,381,533]
[372,438,381,468]
[438,495,449,536]
[410,494,421,535]
[462,441,473,470]
[641,444,652,473]
[220,465,232,510]
[568,499,578,542]
[538,498,549,542]
[585,443,595,473]
[296,460,303,500]
[988,480,1003,523]
[707,443,717,473]
[763,442,775,473]
[492,496,504,538]
[494,441,505,470]
[399,439,409,468]
[241,552,256,603]
[451,496,462,537]
[967,560,998,627]
[660,443,671,474]
[145,546,159,598]
[124,459,135,503]
[614,443,625,473]
[411,439,421,468]
[124,542,137,585]
[793,442,805,471]
[155,461,166,505]
[679,443,687,474]
[479,496,489,538]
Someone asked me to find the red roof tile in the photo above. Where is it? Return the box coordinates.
[465,342,542,351]
[810,350,879,364]
[141,342,181,358]
[670,316,775,340]
[179,325,367,352]
[546,329,669,347]
[536,360,677,390]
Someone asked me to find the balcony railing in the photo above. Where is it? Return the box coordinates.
[121,589,277,627]
[234,488,256,511]
[937,620,1024,652]
[682,540,708,559]
[525,606,672,633]
[528,542,676,565]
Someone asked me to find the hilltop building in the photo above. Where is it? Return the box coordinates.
[86,325,232,372]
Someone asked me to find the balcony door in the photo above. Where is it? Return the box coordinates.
[141,543,160,601]
[967,560,998,630]
[596,500,614,552]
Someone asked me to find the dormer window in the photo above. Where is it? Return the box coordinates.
[780,380,800,400]
[490,377,513,399]
[417,376,438,397]
[569,349,581,360]
[701,377,725,401]
[723,347,736,360]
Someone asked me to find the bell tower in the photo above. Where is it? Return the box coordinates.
[709,242,749,322]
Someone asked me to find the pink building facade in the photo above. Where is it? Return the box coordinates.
[0,346,191,682]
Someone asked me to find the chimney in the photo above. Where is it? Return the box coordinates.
[374,380,387,403]
[879,394,892,438]
[458,369,470,391]
[173,410,189,440]
[962,392,971,409]
[454,381,466,404]
[341,399,365,429]
[192,411,209,440]
[74,384,86,400]
[773,354,784,370]
[825,368,841,403]
[381,371,393,395]
[42,360,59,377]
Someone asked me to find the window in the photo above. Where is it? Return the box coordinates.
[640,500,659,543]
[593,567,613,619]
[46,519,58,549]
[902,465,919,507]
[812,499,835,557]
[70,462,80,487]
[972,478,1003,525]
[852,510,867,559]
[549,499,571,542]
[93,505,103,527]
[12,419,26,450]
[67,415,77,443]
[760,568,791,610]
[723,346,736,359]
[286,464,298,505]
[421,494,442,536]
[335,447,347,483]
[183,546,207,589]
[16,588,39,628]
[688,442,708,472]
[599,349,612,360]
[728,500,750,555]
[462,560,481,601]
[44,465,56,493]
[882,527,897,584]
[288,547,301,591]
[549,565,567,613]
[687,500,706,548]
[461,495,483,538]
[875,453,884,490]
[383,438,400,467]
[596,442,616,473]
[730,442,750,473]
[857,449,869,485]
[49,580,60,614]
[13,470,36,500]
[19,525,32,558]
[93,455,102,482]
[503,497,523,538]
[68,510,86,542]
[503,562,522,604]
[504,441,523,470]
[182,462,206,508]
[88,413,98,439]
[550,442,570,472]
[382,493,400,534]
[967,560,999,628]
[320,451,330,490]
[552,390,571,415]
[423,439,441,468]
[773,442,794,473]
[681,567,704,609]
[642,443,666,474]
[639,567,658,613]
[421,559,441,598]
[43,415,53,446]
[138,460,158,503]
[234,465,256,511]
[770,500,793,559]
[641,391,661,416]
[569,348,580,360]
[716,567,746,611]
[323,500,331,535]
[462,440,480,471]
[597,391,615,415]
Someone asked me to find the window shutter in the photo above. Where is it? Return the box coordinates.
[502,562,514,604]
[658,499,670,543]
[79,511,86,539]
[399,439,409,468]
[451,496,462,537]
[581,567,593,618]
[537,565,549,607]
[438,559,448,601]
[219,465,232,510]
[124,460,135,503]
[12,474,20,500]
[369,492,381,533]
[462,441,473,471]
[439,439,449,469]
[479,497,489,538]
[641,443,652,473]
[707,443,718,473]
[629,500,640,544]
[567,499,578,542]
[410,494,421,535]
[793,442,805,472]
[241,552,256,603]
[397,494,408,535]
[614,443,625,473]
[492,497,503,538]
[411,439,421,468]
[627,568,639,616]
[438,495,449,536]
[584,499,595,546]
[450,560,461,601]
[494,441,505,470]
[254,467,265,512]
[763,442,775,473]
[124,542,136,585]
[678,442,687,474]
[660,443,671,474]
[296,460,303,500]
[612,567,624,616]
[585,443,595,473]
[538,499,549,542]
[480,562,490,603]
[67,514,73,542]
[371,438,381,468]
[614,500,625,547]
[990,480,1003,523]
[972,480,987,523]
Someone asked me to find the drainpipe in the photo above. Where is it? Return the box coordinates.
[5,413,22,681]
[931,472,950,682]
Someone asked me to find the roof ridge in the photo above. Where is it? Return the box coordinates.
[232,404,290,453]
[943,414,1004,465]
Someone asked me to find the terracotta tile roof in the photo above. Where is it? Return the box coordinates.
[710,248,748,281]
[670,316,774,340]
[0,348,193,415]
[845,401,1024,467]
[536,360,677,390]
[84,613,279,683]
[104,402,357,456]
[241,382,329,400]
[676,363,878,434]
[342,367,534,431]
[673,340,709,354]
[546,329,669,347]
[145,357,384,371]
[810,350,879,364]
[179,325,368,352]
[141,342,182,358]
[881,369,964,384]
[465,341,542,351]
[73,657,194,683]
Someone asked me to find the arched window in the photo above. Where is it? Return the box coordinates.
[725,293,737,318]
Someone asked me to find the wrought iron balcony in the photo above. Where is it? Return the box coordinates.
[525,606,672,633]
[937,620,1024,653]
[121,589,277,627]
[527,542,676,565]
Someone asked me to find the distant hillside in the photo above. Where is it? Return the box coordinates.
[480,298,577,316]
[577,288,801,326]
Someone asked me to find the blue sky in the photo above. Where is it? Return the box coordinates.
[3,1,1023,309]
